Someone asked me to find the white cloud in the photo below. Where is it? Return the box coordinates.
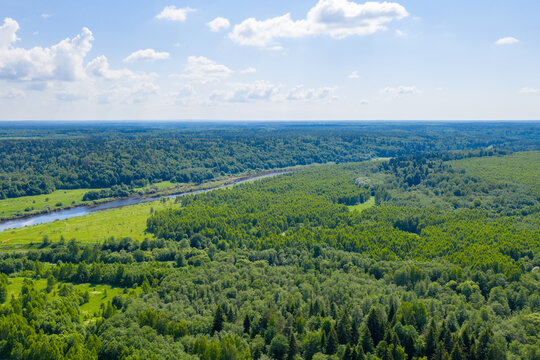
[0,18,19,49]
[87,55,152,81]
[2,87,25,99]
[495,37,519,45]
[98,82,160,104]
[0,18,93,81]
[124,49,170,63]
[348,70,360,79]
[207,17,230,32]
[286,85,335,101]
[155,6,195,22]
[210,81,279,102]
[381,85,419,95]
[180,56,233,83]
[55,90,87,102]
[210,82,336,103]
[41,13,52,19]
[520,87,539,94]
[229,0,408,48]
[169,85,195,105]
[240,67,257,74]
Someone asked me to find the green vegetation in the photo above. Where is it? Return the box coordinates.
[0,181,179,221]
[348,197,375,212]
[451,151,540,195]
[0,123,539,360]
[1,123,538,198]
[0,188,94,220]
[0,199,171,249]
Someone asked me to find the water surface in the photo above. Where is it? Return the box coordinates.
[0,171,288,232]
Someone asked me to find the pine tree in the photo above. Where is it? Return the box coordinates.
[367,307,385,346]
[475,328,493,360]
[342,344,353,360]
[287,331,297,360]
[360,326,374,354]
[425,319,438,359]
[351,317,360,345]
[243,314,251,334]
[439,321,453,353]
[450,343,464,360]
[337,310,351,344]
[212,305,225,334]
[325,326,339,355]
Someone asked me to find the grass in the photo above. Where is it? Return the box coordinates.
[0,164,330,250]
[451,151,540,195]
[5,276,130,320]
[348,197,375,212]
[0,181,182,221]
[0,188,96,220]
[0,198,177,249]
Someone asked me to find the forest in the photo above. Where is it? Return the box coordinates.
[0,123,538,360]
[0,122,538,199]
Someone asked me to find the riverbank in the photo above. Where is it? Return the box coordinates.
[0,166,307,225]
[0,167,305,235]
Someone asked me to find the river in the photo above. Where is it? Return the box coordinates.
[0,171,290,233]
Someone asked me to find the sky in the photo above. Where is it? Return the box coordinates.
[0,0,539,121]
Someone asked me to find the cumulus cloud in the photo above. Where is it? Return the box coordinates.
[520,87,539,94]
[381,85,418,95]
[211,81,279,102]
[286,85,335,101]
[240,67,257,74]
[86,55,153,81]
[180,56,233,83]
[207,17,231,32]
[55,90,87,102]
[2,87,25,99]
[229,0,408,48]
[169,85,195,105]
[124,49,170,63]
[210,82,336,103]
[348,70,360,79]
[0,18,93,81]
[156,6,195,22]
[97,82,160,104]
[495,37,519,45]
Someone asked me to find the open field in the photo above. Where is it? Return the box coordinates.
[0,188,96,220]
[348,196,375,212]
[0,198,176,249]
[5,276,129,320]
[0,181,180,221]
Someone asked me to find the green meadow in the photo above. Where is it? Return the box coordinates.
[6,276,130,320]
[0,198,177,249]
[0,181,179,221]
[347,196,375,212]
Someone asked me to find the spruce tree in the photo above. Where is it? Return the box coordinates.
[212,305,225,334]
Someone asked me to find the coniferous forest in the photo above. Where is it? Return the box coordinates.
[0,122,539,360]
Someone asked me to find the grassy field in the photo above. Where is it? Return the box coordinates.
[348,197,375,212]
[0,188,96,220]
[0,198,177,249]
[0,164,334,250]
[451,151,540,195]
[5,276,129,320]
[0,181,179,221]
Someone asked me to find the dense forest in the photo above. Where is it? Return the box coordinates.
[0,122,538,199]
[0,123,539,360]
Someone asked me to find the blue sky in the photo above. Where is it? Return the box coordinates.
[0,0,539,120]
